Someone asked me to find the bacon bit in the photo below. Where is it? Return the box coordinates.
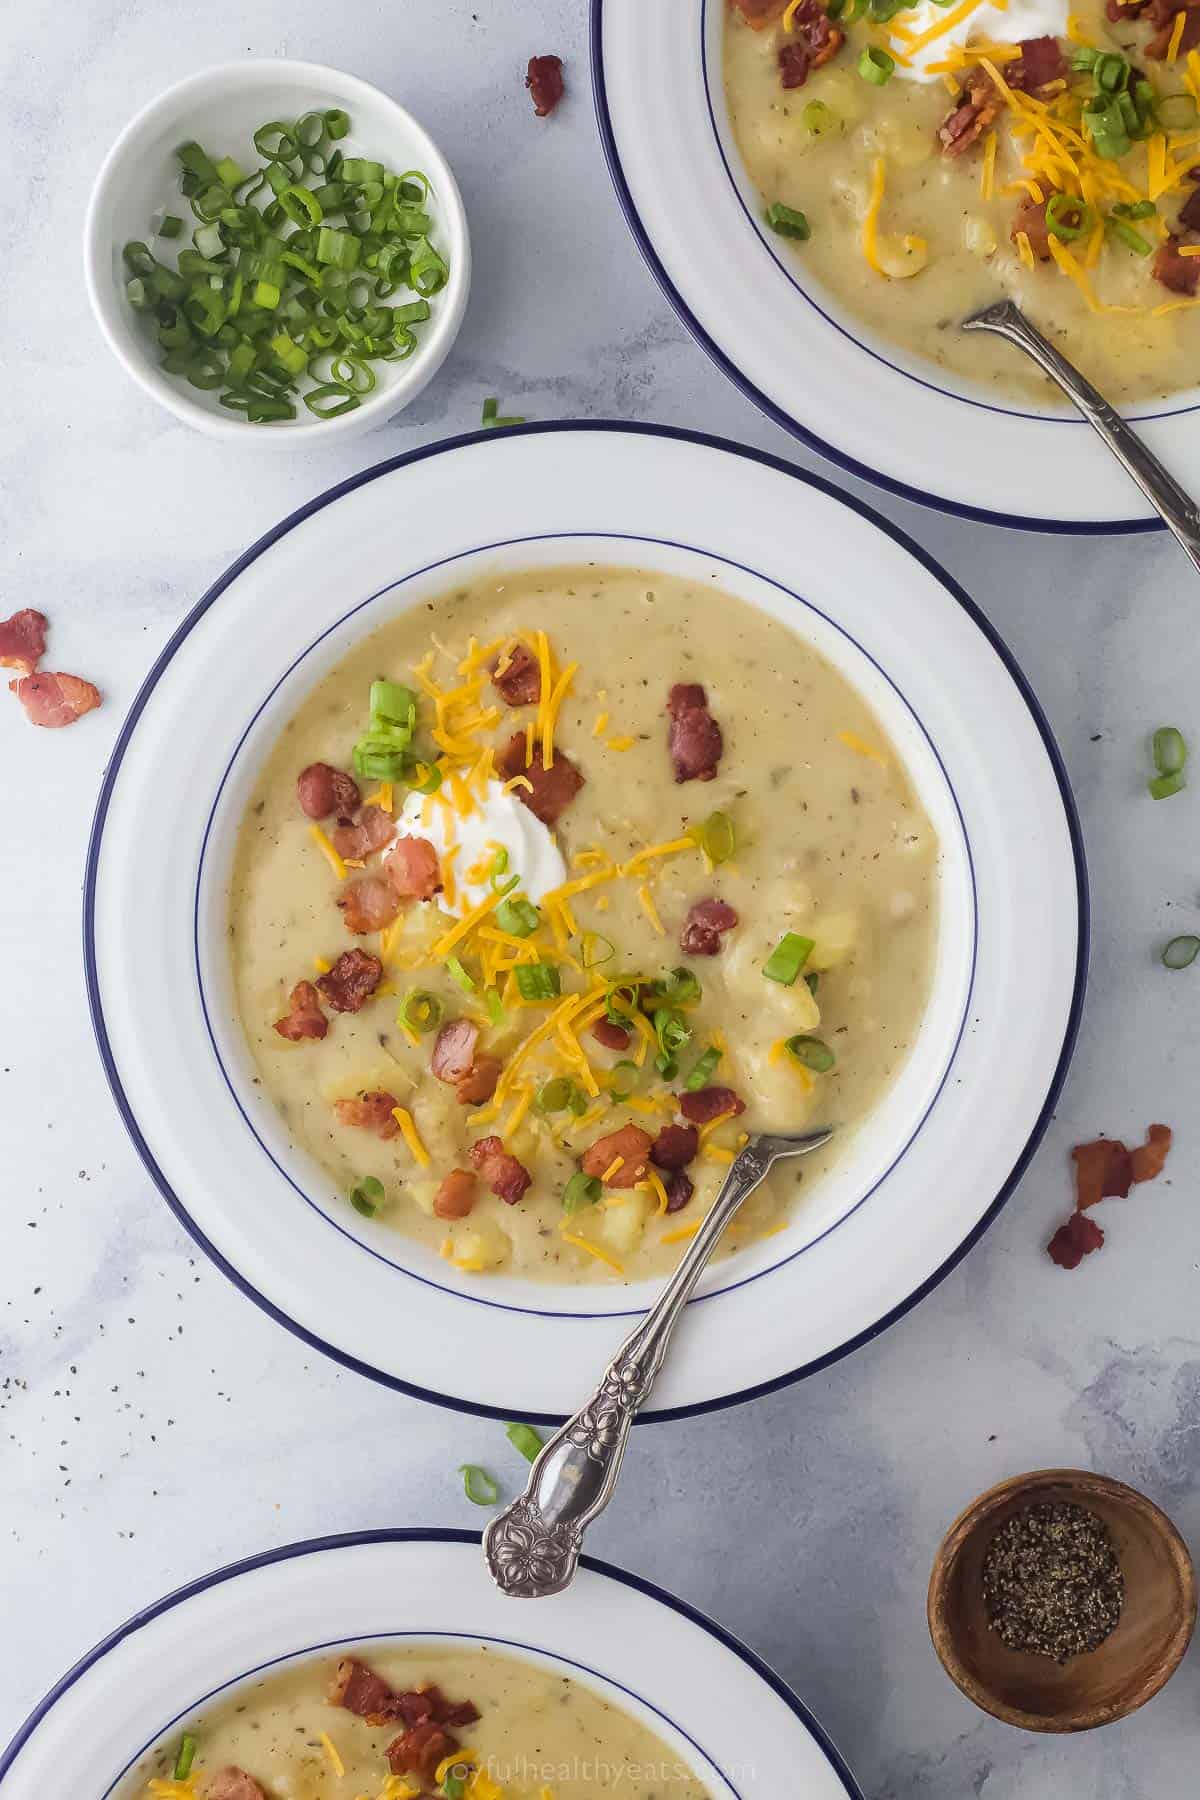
[1073,1137,1135,1211]
[666,682,723,783]
[331,803,394,861]
[456,1053,502,1106]
[526,54,565,116]
[650,1122,699,1171]
[591,1018,631,1052]
[1148,5,1200,56]
[779,41,811,85]
[1154,234,1200,295]
[1178,186,1200,232]
[937,67,1001,156]
[434,1168,479,1219]
[9,671,100,728]
[273,980,328,1042]
[0,608,47,675]
[1048,1210,1106,1270]
[388,1723,457,1783]
[432,1018,480,1085]
[1005,34,1068,91]
[334,1090,402,1139]
[1011,189,1056,261]
[338,874,402,935]
[470,1134,533,1203]
[490,640,542,705]
[316,948,383,1013]
[731,0,787,22]
[384,835,442,899]
[680,897,739,956]
[777,0,844,89]
[496,731,585,824]
[329,1658,398,1722]
[679,1085,746,1125]
[664,1170,695,1214]
[208,1770,266,1800]
[582,1123,653,1188]
[1130,1121,1172,1182]
[297,762,361,820]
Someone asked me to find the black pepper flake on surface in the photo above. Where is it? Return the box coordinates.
[982,1501,1124,1663]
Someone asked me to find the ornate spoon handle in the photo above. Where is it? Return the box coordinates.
[963,298,1200,576]
[482,1129,831,1598]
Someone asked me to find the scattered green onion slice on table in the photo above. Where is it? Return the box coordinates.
[858,45,896,85]
[562,1172,603,1213]
[398,990,444,1034]
[505,1421,546,1461]
[684,1045,722,1091]
[458,1464,499,1506]
[1162,934,1200,969]
[692,810,736,865]
[1152,725,1187,777]
[445,955,476,993]
[1149,769,1187,800]
[515,961,560,1002]
[349,1175,385,1217]
[763,931,815,985]
[765,200,811,240]
[481,395,526,428]
[496,895,540,937]
[785,1034,836,1072]
[173,1737,198,1782]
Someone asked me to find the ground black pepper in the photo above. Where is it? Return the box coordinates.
[982,1501,1124,1663]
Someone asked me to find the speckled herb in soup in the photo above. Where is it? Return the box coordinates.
[228,565,937,1284]
[725,0,1200,404]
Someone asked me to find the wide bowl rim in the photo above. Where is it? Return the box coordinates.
[0,1527,865,1800]
[81,419,1090,1424]
[81,57,471,448]
[926,1466,1198,1733]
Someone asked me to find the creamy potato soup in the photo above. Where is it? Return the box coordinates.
[229,565,937,1285]
[124,1644,710,1800]
[725,0,1200,403]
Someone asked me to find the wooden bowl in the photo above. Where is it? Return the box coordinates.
[928,1469,1196,1732]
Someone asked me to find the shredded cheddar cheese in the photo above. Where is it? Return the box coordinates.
[1168,7,1188,62]
[309,822,347,881]
[637,884,666,935]
[320,1734,346,1779]
[661,1221,702,1245]
[391,1106,431,1167]
[562,1231,625,1273]
[838,729,888,765]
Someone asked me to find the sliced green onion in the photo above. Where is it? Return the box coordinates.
[802,100,840,136]
[805,970,820,996]
[495,896,540,937]
[1094,52,1130,93]
[1162,933,1200,969]
[785,1034,836,1072]
[254,120,298,160]
[1107,217,1153,255]
[605,981,640,1026]
[459,1464,499,1506]
[1045,194,1093,243]
[581,931,616,968]
[173,1736,198,1782]
[765,200,811,240]
[1149,769,1187,799]
[858,45,895,85]
[325,108,351,139]
[1112,199,1156,220]
[369,680,415,728]
[1152,725,1187,776]
[537,1077,578,1114]
[505,1421,545,1462]
[485,988,507,1027]
[176,140,220,184]
[444,1776,466,1800]
[693,810,736,865]
[652,1007,691,1078]
[446,955,476,993]
[1157,92,1199,129]
[1071,46,1099,70]
[648,967,700,1006]
[159,213,184,238]
[481,395,527,428]
[412,761,443,795]
[349,1175,385,1217]
[763,931,815,985]
[398,990,443,1034]
[515,962,560,1002]
[684,1045,722,1091]
[561,1172,602,1214]
[609,1059,639,1102]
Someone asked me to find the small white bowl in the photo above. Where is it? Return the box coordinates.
[83,60,470,447]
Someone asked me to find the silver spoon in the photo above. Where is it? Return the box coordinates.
[963,298,1200,576]
[482,1127,832,1598]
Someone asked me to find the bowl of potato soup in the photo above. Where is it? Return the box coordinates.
[0,1530,865,1800]
[85,423,1085,1419]
[593,0,1200,528]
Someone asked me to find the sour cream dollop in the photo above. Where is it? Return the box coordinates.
[886,0,1069,82]
[390,778,566,920]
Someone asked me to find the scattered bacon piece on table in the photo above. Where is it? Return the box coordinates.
[1005,35,1068,91]
[334,1090,402,1139]
[1047,1210,1105,1270]
[317,949,383,1013]
[470,1135,534,1203]
[664,1171,695,1214]
[1130,1121,1172,1182]
[384,835,442,899]
[434,1168,479,1219]
[332,804,395,861]
[0,609,47,675]
[1072,1136,1134,1210]
[496,732,585,825]
[388,1723,458,1783]
[680,897,739,956]
[273,980,328,1042]
[456,1053,502,1106]
[1153,235,1200,295]
[329,1657,398,1722]
[666,683,723,784]
[937,68,1001,156]
[338,875,402,934]
[526,54,565,116]
[581,1123,653,1188]
[432,1019,480,1084]
[1010,190,1056,261]
[591,1018,631,1052]
[651,1123,700,1170]
[9,671,100,728]
[490,641,542,705]
[297,761,360,820]
[679,1086,746,1125]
